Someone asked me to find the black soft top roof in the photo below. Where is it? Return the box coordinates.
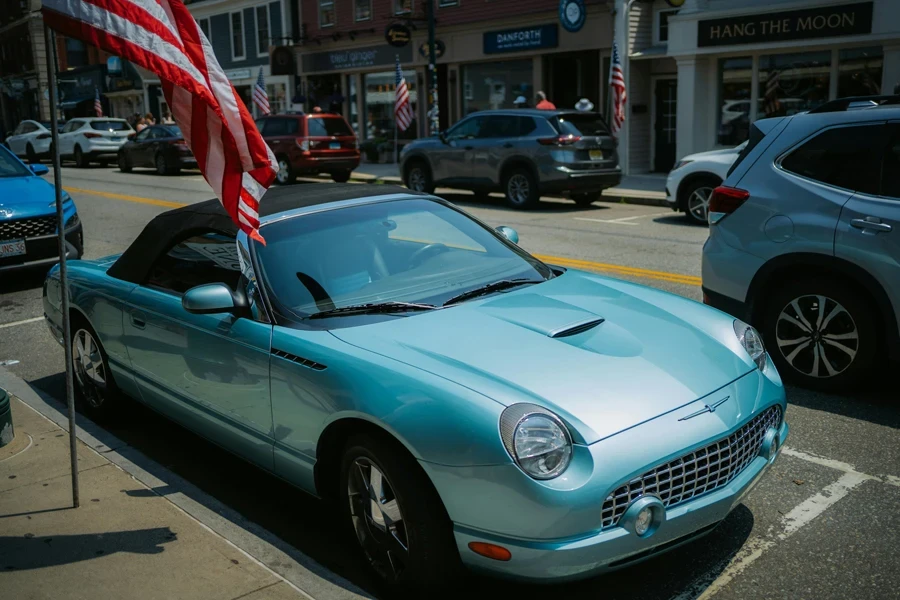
[107,183,422,284]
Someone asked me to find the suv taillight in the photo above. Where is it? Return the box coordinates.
[537,134,581,146]
[296,138,309,152]
[83,132,102,139]
[708,186,750,224]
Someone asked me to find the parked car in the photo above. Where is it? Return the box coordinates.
[666,141,746,224]
[400,109,622,209]
[702,95,900,389]
[44,183,786,590]
[0,144,82,274]
[117,124,196,175]
[4,120,56,163]
[56,117,133,167]
[255,112,359,185]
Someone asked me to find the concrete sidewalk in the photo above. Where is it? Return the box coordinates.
[0,395,308,600]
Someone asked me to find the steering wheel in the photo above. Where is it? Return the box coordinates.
[409,243,449,267]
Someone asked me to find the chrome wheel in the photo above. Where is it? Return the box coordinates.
[507,173,530,205]
[687,186,713,222]
[347,457,408,581]
[407,167,426,192]
[775,295,859,378]
[276,159,291,184]
[73,329,107,408]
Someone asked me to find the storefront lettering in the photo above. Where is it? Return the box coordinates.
[302,44,413,73]
[698,2,871,47]
[484,24,558,54]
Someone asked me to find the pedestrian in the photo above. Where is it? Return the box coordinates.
[135,116,148,132]
[312,106,323,114]
[162,110,175,124]
[144,112,156,125]
[513,95,529,108]
[575,98,594,112]
[535,91,556,110]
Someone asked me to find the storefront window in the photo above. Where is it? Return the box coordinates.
[462,60,533,115]
[266,83,286,115]
[394,0,411,15]
[355,0,372,21]
[838,47,883,97]
[364,70,417,142]
[319,0,335,27]
[348,75,359,135]
[758,51,831,118]
[717,56,752,146]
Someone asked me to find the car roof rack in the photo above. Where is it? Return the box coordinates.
[807,95,900,114]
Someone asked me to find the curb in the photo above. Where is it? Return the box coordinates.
[0,366,373,600]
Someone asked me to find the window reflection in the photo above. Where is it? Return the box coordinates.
[758,51,831,118]
[838,47,882,97]
[463,60,533,115]
[718,57,752,146]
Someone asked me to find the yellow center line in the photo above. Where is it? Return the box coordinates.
[65,185,702,287]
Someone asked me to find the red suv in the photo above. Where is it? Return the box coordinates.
[256,112,359,184]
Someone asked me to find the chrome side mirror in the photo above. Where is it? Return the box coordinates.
[496,226,519,244]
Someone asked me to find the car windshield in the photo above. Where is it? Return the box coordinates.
[254,199,551,321]
[0,148,32,178]
[555,114,610,136]
[90,120,131,131]
[307,117,353,137]
[164,126,182,138]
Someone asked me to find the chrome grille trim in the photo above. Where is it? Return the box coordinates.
[600,405,782,529]
[0,216,57,241]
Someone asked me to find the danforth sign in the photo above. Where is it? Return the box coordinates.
[698,2,873,47]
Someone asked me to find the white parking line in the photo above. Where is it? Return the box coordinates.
[0,316,44,330]
[574,212,673,226]
[674,446,896,600]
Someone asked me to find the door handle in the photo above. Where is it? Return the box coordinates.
[130,312,146,329]
[851,217,893,233]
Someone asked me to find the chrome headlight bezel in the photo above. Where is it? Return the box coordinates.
[500,403,573,480]
[734,319,767,371]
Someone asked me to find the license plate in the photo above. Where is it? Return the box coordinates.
[329,142,341,149]
[589,150,604,160]
[0,239,26,258]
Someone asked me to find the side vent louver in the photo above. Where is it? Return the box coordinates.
[272,348,327,371]
[549,318,605,339]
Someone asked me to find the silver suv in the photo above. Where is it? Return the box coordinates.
[702,96,900,389]
[400,110,621,209]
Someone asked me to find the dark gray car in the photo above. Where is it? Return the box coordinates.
[400,110,622,209]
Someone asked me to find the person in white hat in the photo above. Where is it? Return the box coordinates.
[575,98,594,112]
[513,95,529,108]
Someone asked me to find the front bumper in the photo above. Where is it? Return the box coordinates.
[540,166,622,194]
[0,223,83,274]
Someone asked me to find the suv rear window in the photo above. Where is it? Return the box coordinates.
[91,120,131,131]
[260,118,299,136]
[727,123,767,178]
[553,114,609,137]
[308,117,353,137]
[780,124,886,195]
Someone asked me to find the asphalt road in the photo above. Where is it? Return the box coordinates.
[1,166,898,600]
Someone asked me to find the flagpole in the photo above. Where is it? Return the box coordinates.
[44,23,79,509]
[394,55,399,166]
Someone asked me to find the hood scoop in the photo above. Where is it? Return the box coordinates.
[549,317,605,338]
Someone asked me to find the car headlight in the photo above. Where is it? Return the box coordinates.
[734,319,766,371]
[48,191,72,208]
[500,404,572,480]
[671,159,693,172]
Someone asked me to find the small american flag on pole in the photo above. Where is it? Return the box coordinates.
[42,0,277,244]
[394,56,414,131]
[93,86,102,117]
[253,67,270,116]
[609,41,627,136]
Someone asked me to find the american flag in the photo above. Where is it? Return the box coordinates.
[609,41,627,136]
[93,86,102,117]
[394,56,414,131]
[764,70,782,117]
[253,67,270,116]
[42,0,277,243]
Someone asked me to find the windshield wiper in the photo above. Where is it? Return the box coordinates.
[443,279,542,307]
[307,301,437,319]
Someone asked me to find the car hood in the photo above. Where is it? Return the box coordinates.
[331,270,756,444]
[681,145,743,162]
[0,176,62,219]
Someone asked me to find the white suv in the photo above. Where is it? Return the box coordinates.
[5,120,54,162]
[58,117,133,167]
[665,142,745,224]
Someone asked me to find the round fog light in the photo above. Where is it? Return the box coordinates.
[621,495,665,538]
[760,427,781,464]
[635,507,653,536]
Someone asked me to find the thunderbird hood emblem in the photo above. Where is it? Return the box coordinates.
[679,396,730,421]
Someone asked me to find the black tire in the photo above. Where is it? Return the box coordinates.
[404,160,435,194]
[155,153,169,176]
[681,176,720,225]
[117,152,132,173]
[70,317,122,421]
[340,433,462,593]
[26,143,38,164]
[761,277,877,390]
[331,170,351,183]
[503,167,540,209]
[275,155,295,185]
[572,192,601,207]
[74,145,89,168]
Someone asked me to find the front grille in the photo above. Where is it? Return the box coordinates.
[600,405,782,529]
[0,216,57,241]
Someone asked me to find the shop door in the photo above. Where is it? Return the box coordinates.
[654,79,677,172]
[547,51,599,113]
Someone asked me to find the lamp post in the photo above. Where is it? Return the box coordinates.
[425,0,439,135]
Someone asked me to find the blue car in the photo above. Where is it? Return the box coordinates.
[43,184,787,590]
[0,144,82,275]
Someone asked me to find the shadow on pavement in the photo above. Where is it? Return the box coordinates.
[786,376,900,430]
[0,528,175,570]
[0,270,46,294]
[652,214,706,228]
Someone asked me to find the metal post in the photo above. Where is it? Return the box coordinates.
[44,23,79,509]
[426,0,439,135]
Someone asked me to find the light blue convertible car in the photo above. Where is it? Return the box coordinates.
[43,184,787,590]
